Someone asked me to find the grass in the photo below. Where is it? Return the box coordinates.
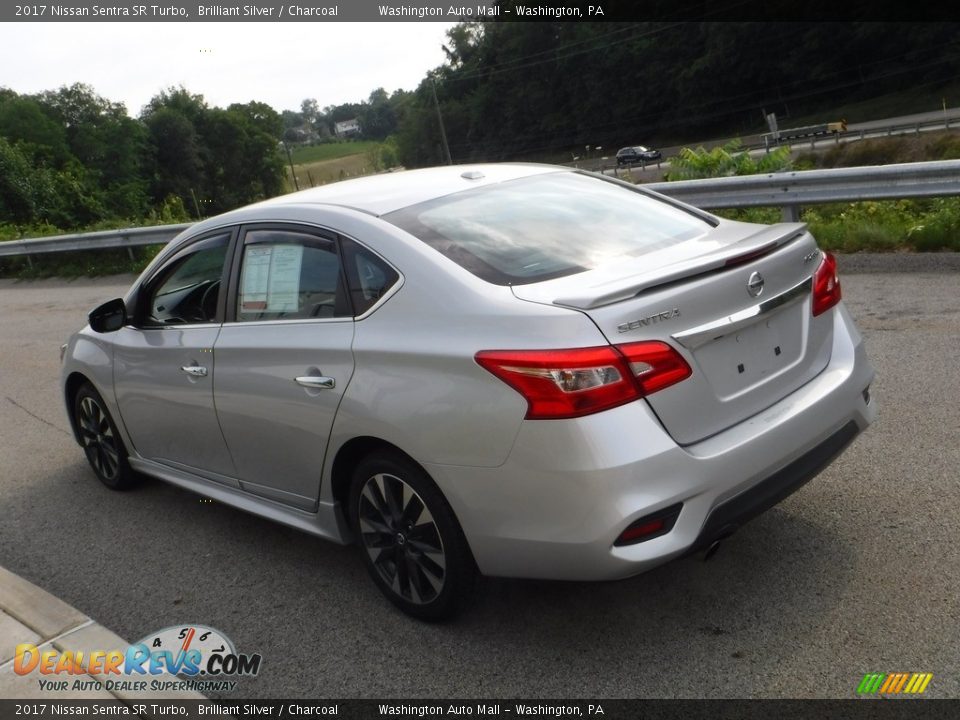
[289,141,380,164]
[286,153,380,191]
[282,140,391,191]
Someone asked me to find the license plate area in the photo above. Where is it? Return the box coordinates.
[692,303,804,399]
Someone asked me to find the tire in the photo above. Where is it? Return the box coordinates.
[74,383,138,490]
[349,450,476,620]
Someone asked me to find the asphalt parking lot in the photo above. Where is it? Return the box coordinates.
[0,262,957,699]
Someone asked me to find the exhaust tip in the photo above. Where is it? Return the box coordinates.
[702,524,739,561]
[703,539,723,561]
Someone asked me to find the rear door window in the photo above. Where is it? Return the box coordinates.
[233,228,350,321]
[341,237,400,316]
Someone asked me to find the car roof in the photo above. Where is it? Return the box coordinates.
[256,163,566,217]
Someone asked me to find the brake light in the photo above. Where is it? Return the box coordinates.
[723,241,777,267]
[812,251,842,316]
[475,341,691,420]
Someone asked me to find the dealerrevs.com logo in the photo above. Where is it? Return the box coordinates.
[14,624,261,694]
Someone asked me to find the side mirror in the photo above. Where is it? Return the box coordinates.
[88,298,127,333]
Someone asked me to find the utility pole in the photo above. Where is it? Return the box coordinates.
[431,76,453,166]
[283,142,300,191]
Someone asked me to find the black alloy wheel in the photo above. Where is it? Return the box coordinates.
[349,450,475,620]
[74,383,138,490]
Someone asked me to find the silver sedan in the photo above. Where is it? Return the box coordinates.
[61,164,876,619]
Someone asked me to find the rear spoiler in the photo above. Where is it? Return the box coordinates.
[551,223,808,310]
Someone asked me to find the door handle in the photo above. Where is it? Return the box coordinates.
[180,365,208,377]
[295,375,335,389]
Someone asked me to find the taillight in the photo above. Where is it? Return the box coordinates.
[618,341,693,396]
[475,341,691,420]
[812,251,842,316]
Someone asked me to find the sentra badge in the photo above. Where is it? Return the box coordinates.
[617,308,681,333]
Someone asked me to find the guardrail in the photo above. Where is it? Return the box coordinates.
[0,223,193,265]
[2,160,960,261]
[646,159,960,221]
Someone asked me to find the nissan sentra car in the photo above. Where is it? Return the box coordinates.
[61,164,876,619]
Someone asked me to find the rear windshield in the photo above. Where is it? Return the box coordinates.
[383,172,711,285]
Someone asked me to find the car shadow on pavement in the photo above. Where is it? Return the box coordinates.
[446,505,856,694]
[4,462,855,698]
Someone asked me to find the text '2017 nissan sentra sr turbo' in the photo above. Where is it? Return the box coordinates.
[62,164,876,619]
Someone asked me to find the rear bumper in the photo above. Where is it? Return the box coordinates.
[684,419,859,556]
[426,303,876,581]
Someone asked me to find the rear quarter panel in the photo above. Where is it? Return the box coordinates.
[320,215,610,499]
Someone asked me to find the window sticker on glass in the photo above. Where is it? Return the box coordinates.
[241,246,273,311]
[240,244,305,314]
[266,244,304,312]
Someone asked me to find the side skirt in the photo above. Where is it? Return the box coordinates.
[127,457,352,544]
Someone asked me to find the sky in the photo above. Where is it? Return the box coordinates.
[0,22,458,116]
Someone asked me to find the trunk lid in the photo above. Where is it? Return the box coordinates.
[511,220,834,445]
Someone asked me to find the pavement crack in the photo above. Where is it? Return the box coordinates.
[5,396,71,436]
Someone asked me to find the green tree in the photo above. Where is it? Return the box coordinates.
[205,102,285,212]
[357,88,399,140]
[0,136,52,223]
[142,88,284,216]
[143,106,207,214]
[39,83,150,219]
[0,94,70,166]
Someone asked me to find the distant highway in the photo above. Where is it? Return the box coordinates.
[593,106,960,179]
[846,107,960,131]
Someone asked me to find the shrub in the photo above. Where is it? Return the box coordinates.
[666,140,792,180]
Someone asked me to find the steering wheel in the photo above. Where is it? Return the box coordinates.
[200,280,221,321]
